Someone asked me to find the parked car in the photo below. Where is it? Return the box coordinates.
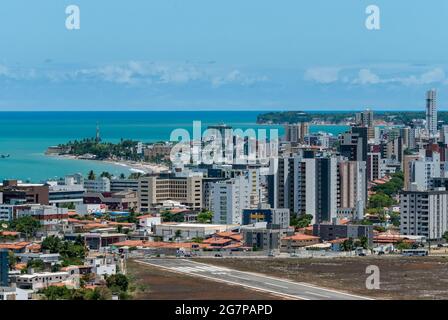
[214,253,223,258]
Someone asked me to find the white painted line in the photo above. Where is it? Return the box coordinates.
[227,274,252,281]
[305,291,330,298]
[186,260,373,300]
[264,282,289,289]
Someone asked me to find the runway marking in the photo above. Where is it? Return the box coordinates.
[173,265,228,273]
[135,260,307,300]
[305,291,330,298]
[264,282,289,289]
[186,259,373,300]
[227,274,251,281]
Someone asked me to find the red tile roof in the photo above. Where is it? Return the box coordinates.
[0,241,30,250]
[282,234,320,241]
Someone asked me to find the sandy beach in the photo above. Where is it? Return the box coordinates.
[47,154,169,175]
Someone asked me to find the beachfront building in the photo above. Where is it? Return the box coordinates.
[47,177,85,207]
[138,174,202,212]
[0,180,49,205]
[110,179,139,192]
[83,190,139,212]
[14,205,69,233]
[83,177,111,193]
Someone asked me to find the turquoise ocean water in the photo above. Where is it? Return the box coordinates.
[0,112,348,182]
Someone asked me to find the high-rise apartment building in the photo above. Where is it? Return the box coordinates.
[337,160,367,220]
[284,123,309,144]
[339,127,368,162]
[210,175,251,224]
[355,109,374,140]
[270,155,337,223]
[426,89,437,136]
[400,189,448,240]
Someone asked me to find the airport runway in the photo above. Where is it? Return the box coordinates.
[135,258,372,300]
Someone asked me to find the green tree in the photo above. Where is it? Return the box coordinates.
[197,210,213,223]
[60,202,75,210]
[41,286,73,300]
[84,287,112,300]
[342,238,355,251]
[128,172,143,179]
[42,236,86,266]
[174,230,182,239]
[369,193,394,209]
[396,240,411,251]
[355,236,369,249]
[10,216,40,239]
[100,171,112,179]
[291,214,313,228]
[161,211,184,223]
[27,259,45,272]
[88,170,96,180]
[443,231,448,242]
[106,274,129,293]
[42,235,63,253]
[119,173,126,179]
[191,237,203,243]
[8,252,17,270]
[389,212,400,227]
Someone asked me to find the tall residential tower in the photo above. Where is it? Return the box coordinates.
[426,89,437,136]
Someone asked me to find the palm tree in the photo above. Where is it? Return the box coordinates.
[88,170,96,180]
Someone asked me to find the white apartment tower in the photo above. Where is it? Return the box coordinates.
[426,89,437,136]
[210,175,251,225]
[400,189,448,240]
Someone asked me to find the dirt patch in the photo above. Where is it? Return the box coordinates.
[127,259,284,300]
[194,256,448,300]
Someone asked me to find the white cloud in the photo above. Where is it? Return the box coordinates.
[304,67,340,84]
[349,66,446,86]
[212,70,268,87]
[0,65,9,77]
[401,68,445,85]
[353,69,381,85]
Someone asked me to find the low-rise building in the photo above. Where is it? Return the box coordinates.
[280,234,320,252]
[83,191,138,212]
[153,223,235,241]
[15,205,69,233]
[312,223,374,247]
[242,207,290,229]
[137,215,161,229]
[15,271,73,290]
[241,223,281,251]
[83,177,111,193]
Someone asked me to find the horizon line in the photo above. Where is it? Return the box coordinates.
[0,109,442,112]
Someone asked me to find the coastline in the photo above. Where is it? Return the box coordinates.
[47,154,169,176]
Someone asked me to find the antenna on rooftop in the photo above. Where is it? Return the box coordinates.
[95,122,101,143]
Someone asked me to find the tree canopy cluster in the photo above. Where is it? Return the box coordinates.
[41,235,86,267]
[60,138,141,161]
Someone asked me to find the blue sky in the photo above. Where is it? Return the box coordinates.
[1,0,448,110]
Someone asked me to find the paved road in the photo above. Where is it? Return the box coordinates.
[135,258,372,300]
